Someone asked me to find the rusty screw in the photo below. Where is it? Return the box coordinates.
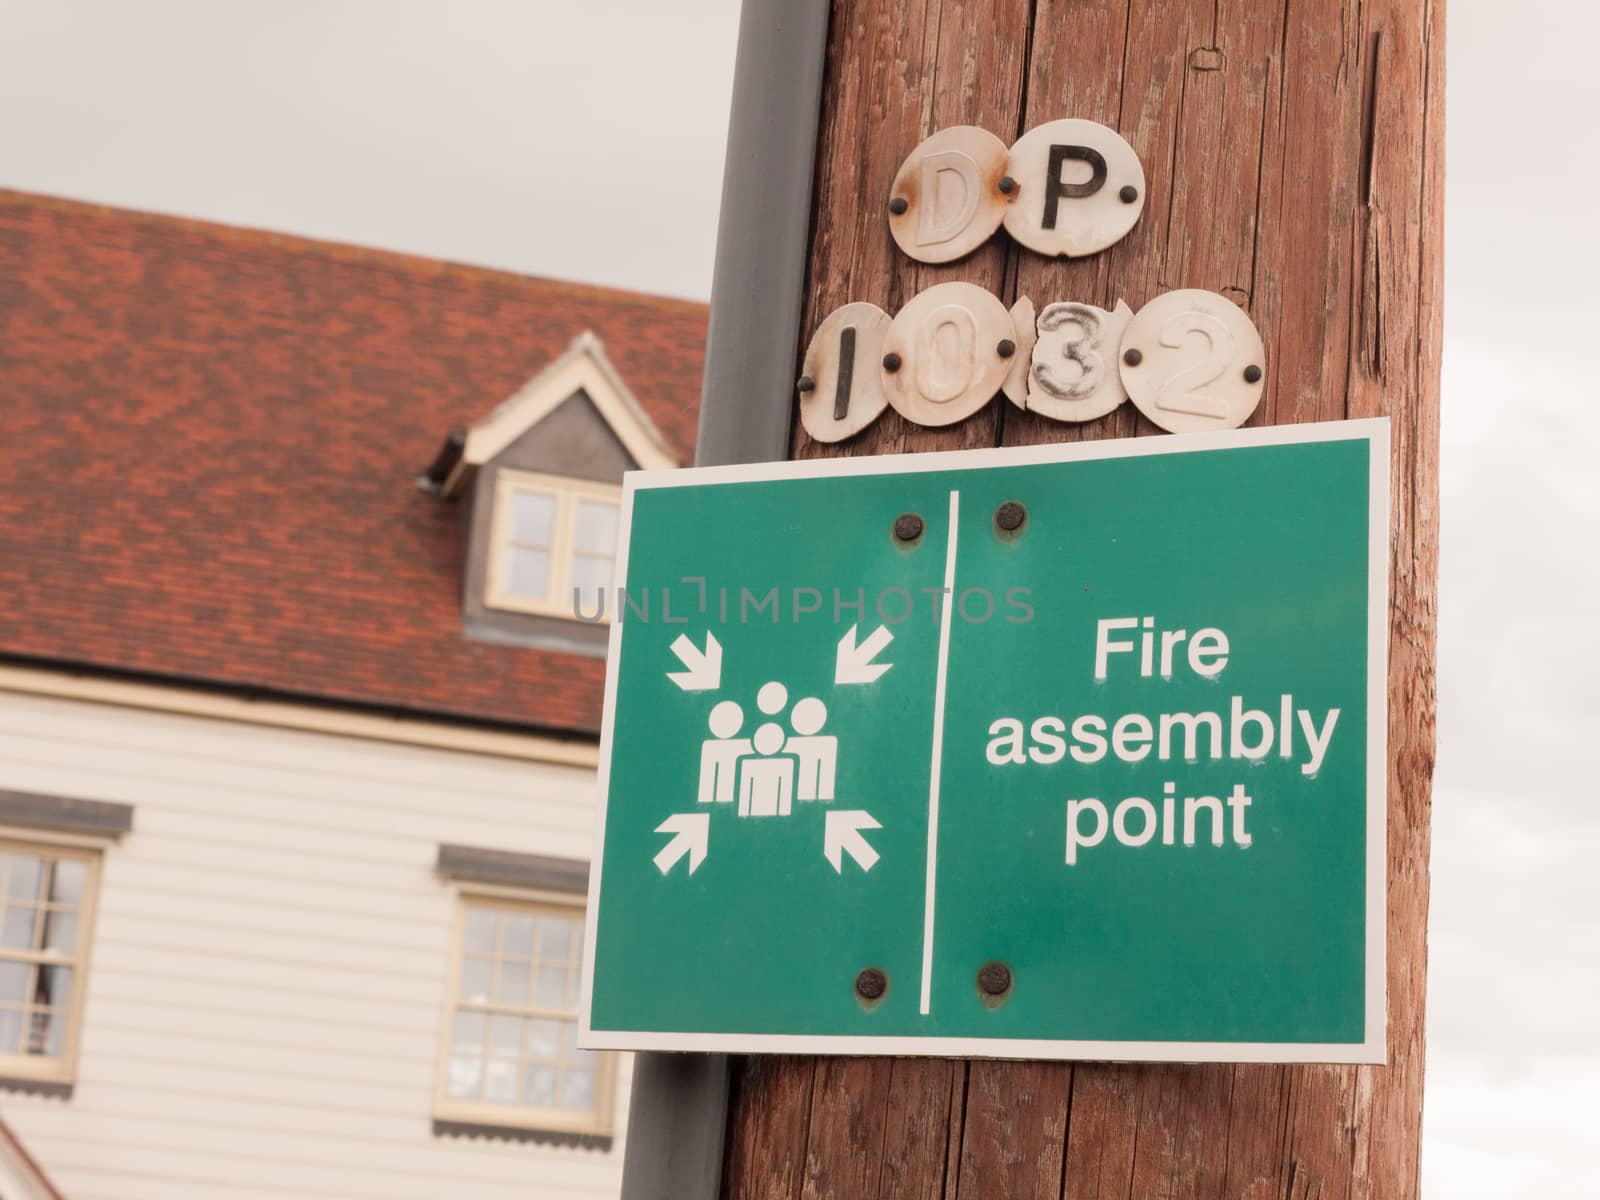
[998,175,1017,195]
[997,338,1016,359]
[796,375,815,393]
[1119,184,1139,204]
[977,962,1013,997]
[855,967,888,1001]
[1243,364,1263,384]
[995,501,1027,532]
[1123,347,1143,367]
[894,513,924,542]
[882,352,902,373]
[888,196,909,215]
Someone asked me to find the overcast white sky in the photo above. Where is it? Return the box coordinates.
[1,2,1595,1195]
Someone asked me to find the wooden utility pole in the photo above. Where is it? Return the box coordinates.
[718,1,1442,1196]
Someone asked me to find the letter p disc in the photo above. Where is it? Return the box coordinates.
[1003,118,1145,258]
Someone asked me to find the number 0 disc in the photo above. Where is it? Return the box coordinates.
[1119,289,1266,433]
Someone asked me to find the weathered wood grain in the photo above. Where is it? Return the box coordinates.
[725,0,1442,1194]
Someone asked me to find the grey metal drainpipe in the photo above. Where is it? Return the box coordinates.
[617,3,831,1199]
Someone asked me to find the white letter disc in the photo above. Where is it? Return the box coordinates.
[798,302,892,443]
[1001,295,1037,409]
[1025,299,1133,421]
[1002,118,1145,258]
[1118,289,1267,433]
[888,126,1011,264]
[882,282,1012,427]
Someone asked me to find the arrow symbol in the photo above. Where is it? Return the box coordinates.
[667,632,722,691]
[835,624,894,685]
[653,812,710,875]
[824,809,881,873]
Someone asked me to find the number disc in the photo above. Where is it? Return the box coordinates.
[1119,289,1266,433]
[881,282,1014,427]
[1024,299,1133,422]
[799,302,892,443]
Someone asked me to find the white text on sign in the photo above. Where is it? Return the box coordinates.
[983,617,1342,867]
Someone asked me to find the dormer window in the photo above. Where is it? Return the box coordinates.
[486,471,621,620]
[431,332,679,651]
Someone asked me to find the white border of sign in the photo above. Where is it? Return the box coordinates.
[580,418,1390,1065]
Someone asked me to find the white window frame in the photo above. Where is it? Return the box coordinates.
[433,887,617,1137]
[484,469,622,621]
[0,835,103,1086]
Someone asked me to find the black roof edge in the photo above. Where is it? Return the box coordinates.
[417,428,467,494]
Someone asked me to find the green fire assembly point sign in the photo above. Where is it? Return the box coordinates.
[581,420,1388,1063]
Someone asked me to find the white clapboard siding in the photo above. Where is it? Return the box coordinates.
[0,690,631,1200]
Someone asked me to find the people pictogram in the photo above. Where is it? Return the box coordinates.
[787,696,837,801]
[693,681,841,819]
[738,720,795,817]
[697,700,751,805]
[662,629,892,876]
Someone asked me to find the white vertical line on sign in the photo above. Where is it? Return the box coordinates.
[920,489,960,1017]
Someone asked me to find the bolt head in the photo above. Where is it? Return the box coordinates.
[882,352,902,373]
[998,175,1017,195]
[1123,347,1143,367]
[995,501,1026,532]
[996,338,1016,359]
[1244,364,1263,384]
[893,513,924,542]
[855,967,888,1000]
[796,375,815,394]
[888,196,909,215]
[1119,184,1139,204]
[977,962,1012,996]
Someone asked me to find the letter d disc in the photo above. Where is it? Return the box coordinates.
[888,126,1011,264]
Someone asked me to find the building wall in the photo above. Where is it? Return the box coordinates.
[0,688,627,1200]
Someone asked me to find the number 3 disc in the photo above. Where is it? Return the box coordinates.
[1119,289,1266,433]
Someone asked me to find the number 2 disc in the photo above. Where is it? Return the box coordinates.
[1119,289,1266,433]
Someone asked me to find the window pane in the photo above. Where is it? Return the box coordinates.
[6,856,42,902]
[1,906,35,950]
[36,965,72,1007]
[463,907,496,954]
[524,1064,557,1107]
[572,500,618,554]
[535,965,568,1009]
[459,956,492,1003]
[447,1052,482,1099]
[560,1068,596,1112]
[0,962,28,1005]
[452,1009,486,1052]
[502,913,534,959]
[538,916,574,961]
[47,860,85,907]
[488,1014,523,1055]
[0,1009,20,1055]
[42,911,77,955]
[559,1019,596,1068]
[496,960,530,1006]
[505,546,551,600]
[569,553,615,604]
[508,490,557,544]
[529,1017,561,1060]
[33,1010,64,1058]
[447,1011,484,1099]
[484,1057,518,1103]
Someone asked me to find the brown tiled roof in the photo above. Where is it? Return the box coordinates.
[0,190,706,736]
